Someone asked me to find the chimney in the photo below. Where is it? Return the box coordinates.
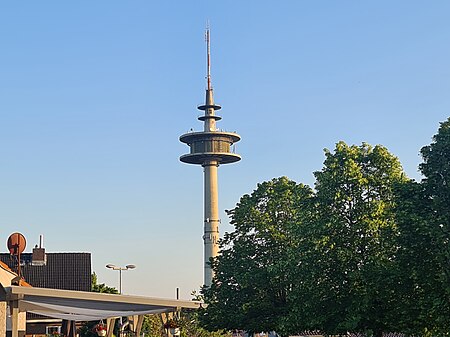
[32,235,46,266]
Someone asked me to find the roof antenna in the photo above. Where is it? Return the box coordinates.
[205,21,212,91]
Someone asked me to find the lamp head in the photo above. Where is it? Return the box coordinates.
[126,264,136,270]
[106,264,117,269]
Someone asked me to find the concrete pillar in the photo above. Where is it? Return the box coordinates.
[8,301,25,337]
[0,301,6,337]
[135,315,144,336]
[0,283,7,337]
[18,313,25,337]
[10,301,18,337]
[106,317,116,337]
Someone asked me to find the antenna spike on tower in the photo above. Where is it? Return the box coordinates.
[206,23,211,91]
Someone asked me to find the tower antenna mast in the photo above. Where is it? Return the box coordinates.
[206,23,212,91]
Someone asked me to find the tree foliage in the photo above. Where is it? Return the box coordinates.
[289,142,407,336]
[422,118,450,333]
[395,117,450,334]
[141,314,165,337]
[178,308,231,337]
[420,117,450,217]
[201,118,450,337]
[91,272,119,294]
[391,179,439,334]
[201,177,313,335]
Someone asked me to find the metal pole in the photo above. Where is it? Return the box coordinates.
[119,269,123,337]
[119,269,122,294]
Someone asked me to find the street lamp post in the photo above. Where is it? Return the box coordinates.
[106,264,136,337]
[105,264,136,294]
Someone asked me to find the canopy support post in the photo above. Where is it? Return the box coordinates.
[135,315,144,336]
[10,301,18,337]
[0,284,6,337]
[106,317,117,337]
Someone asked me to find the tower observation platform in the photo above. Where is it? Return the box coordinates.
[180,83,241,165]
[179,27,241,287]
[179,130,241,165]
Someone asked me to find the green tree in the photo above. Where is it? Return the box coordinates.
[91,272,119,294]
[141,314,165,337]
[420,117,450,222]
[389,119,450,336]
[201,134,450,336]
[179,308,231,337]
[421,118,450,333]
[289,142,407,336]
[201,177,313,336]
[391,179,440,335]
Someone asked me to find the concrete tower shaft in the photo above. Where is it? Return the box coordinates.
[203,159,219,286]
[179,27,241,287]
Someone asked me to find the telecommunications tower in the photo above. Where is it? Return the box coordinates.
[179,28,241,287]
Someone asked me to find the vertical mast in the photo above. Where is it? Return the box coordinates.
[204,25,215,132]
[206,25,212,91]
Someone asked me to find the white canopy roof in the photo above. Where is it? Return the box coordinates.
[4,285,202,321]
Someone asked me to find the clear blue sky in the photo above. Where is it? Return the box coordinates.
[0,1,449,299]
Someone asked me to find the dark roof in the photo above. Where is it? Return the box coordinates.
[0,252,91,291]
